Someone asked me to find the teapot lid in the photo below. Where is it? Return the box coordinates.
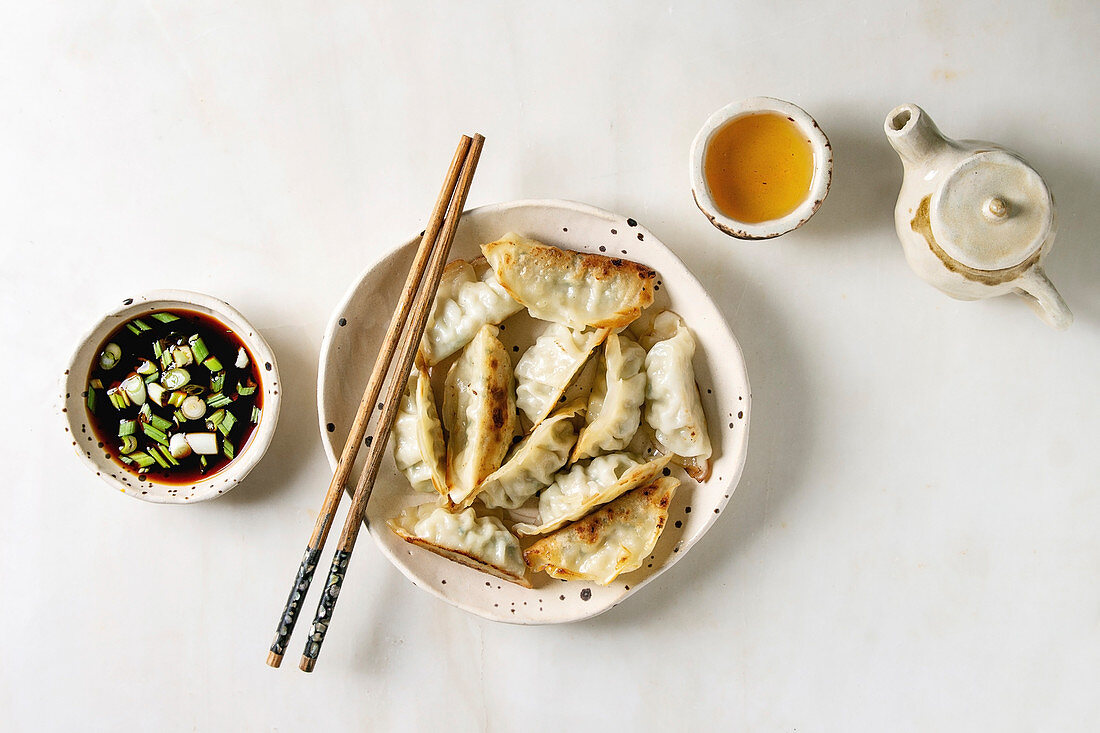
[930,150,1053,271]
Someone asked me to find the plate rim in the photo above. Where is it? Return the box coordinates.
[316,198,751,624]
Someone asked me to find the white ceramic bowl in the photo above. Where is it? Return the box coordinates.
[61,289,282,504]
[690,96,833,240]
[318,200,751,624]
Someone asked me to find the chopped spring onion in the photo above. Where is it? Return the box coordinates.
[251,405,261,424]
[163,368,191,390]
[199,455,208,469]
[185,432,219,455]
[147,382,167,407]
[181,395,207,421]
[182,384,206,395]
[223,440,235,460]
[152,340,164,358]
[210,370,226,394]
[89,378,103,390]
[148,445,170,468]
[207,408,226,428]
[86,388,98,414]
[171,346,194,368]
[131,318,152,332]
[173,409,187,424]
[142,423,169,446]
[158,444,180,467]
[136,359,158,376]
[217,411,237,436]
[129,451,155,469]
[99,343,122,370]
[118,455,134,466]
[107,388,129,410]
[207,392,233,409]
[143,371,160,384]
[235,347,249,369]
[126,322,141,335]
[149,413,173,432]
[168,390,186,408]
[121,373,147,406]
[203,355,223,372]
[119,435,138,454]
[189,335,210,364]
[151,312,179,323]
[118,419,136,437]
[160,349,174,369]
[237,381,256,396]
[138,402,152,421]
[169,433,192,459]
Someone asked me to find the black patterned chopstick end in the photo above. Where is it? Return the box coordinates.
[267,546,321,663]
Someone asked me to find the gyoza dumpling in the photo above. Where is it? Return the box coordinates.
[523,476,678,585]
[512,452,671,536]
[641,310,712,481]
[388,503,530,588]
[470,402,581,510]
[420,258,523,365]
[571,332,647,462]
[443,325,518,507]
[391,365,446,495]
[482,233,657,330]
[514,322,608,427]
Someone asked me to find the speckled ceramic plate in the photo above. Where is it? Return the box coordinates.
[318,200,750,624]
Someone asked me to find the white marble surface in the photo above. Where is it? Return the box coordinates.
[2,1,1098,730]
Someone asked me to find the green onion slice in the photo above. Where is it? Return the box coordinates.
[149,413,173,432]
[235,347,249,369]
[129,451,155,469]
[163,368,191,390]
[151,312,179,323]
[119,435,138,454]
[189,335,210,364]
[142,423,169,446]
[86,389,97,414]
[118,419,136,437]
[210,371,226,394]
[99,343,122,371]
[181,395,207,421]
[237,381,256,396]
[251,405,261,424]
[203,355,223,372]
[147,382,167,407]
[121,374,147,406]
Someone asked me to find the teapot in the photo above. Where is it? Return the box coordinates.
[884,104,1072,329]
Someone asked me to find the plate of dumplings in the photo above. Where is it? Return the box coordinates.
[318,199,750,623]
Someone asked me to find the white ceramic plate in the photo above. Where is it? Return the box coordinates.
[317,200,750,624]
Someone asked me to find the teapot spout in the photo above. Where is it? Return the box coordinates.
[885,104,952,169]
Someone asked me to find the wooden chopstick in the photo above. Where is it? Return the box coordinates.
[299,134,485,672]
[265,135,474,668]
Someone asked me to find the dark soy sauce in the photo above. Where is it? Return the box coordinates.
[85,309,263,485]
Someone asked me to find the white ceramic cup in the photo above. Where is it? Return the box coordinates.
[60,289,282,503]
[690,96,833,240]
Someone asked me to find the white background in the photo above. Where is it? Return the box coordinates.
[2,1,1098,731]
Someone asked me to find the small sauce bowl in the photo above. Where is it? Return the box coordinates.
[690,97,833,240]
[60,290,282,503]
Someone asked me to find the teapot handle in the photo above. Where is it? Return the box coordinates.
[1016,266,1073,330]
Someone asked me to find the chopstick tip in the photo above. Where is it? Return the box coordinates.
[299,656,317,673]
[266,651,284,668]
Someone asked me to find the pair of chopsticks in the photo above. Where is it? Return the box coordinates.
[266,134,485,672]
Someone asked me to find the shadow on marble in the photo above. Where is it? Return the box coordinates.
[221,327,318,505]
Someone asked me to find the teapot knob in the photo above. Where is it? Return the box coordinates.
[983,196,1010,222]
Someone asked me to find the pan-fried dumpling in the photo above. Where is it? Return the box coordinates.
[514,322,608,427]
[523,476,679,585]
[388,503,531,588]
[443,325,518,507]
[482,233,657,330]
[469,402,581,510]
[420,258,523,365]
[391,365,447,495]
[642,310,712,481]
[571,332,647,462]
[512,452,671,536]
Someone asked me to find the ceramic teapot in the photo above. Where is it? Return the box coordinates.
[884,104,1072,329]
